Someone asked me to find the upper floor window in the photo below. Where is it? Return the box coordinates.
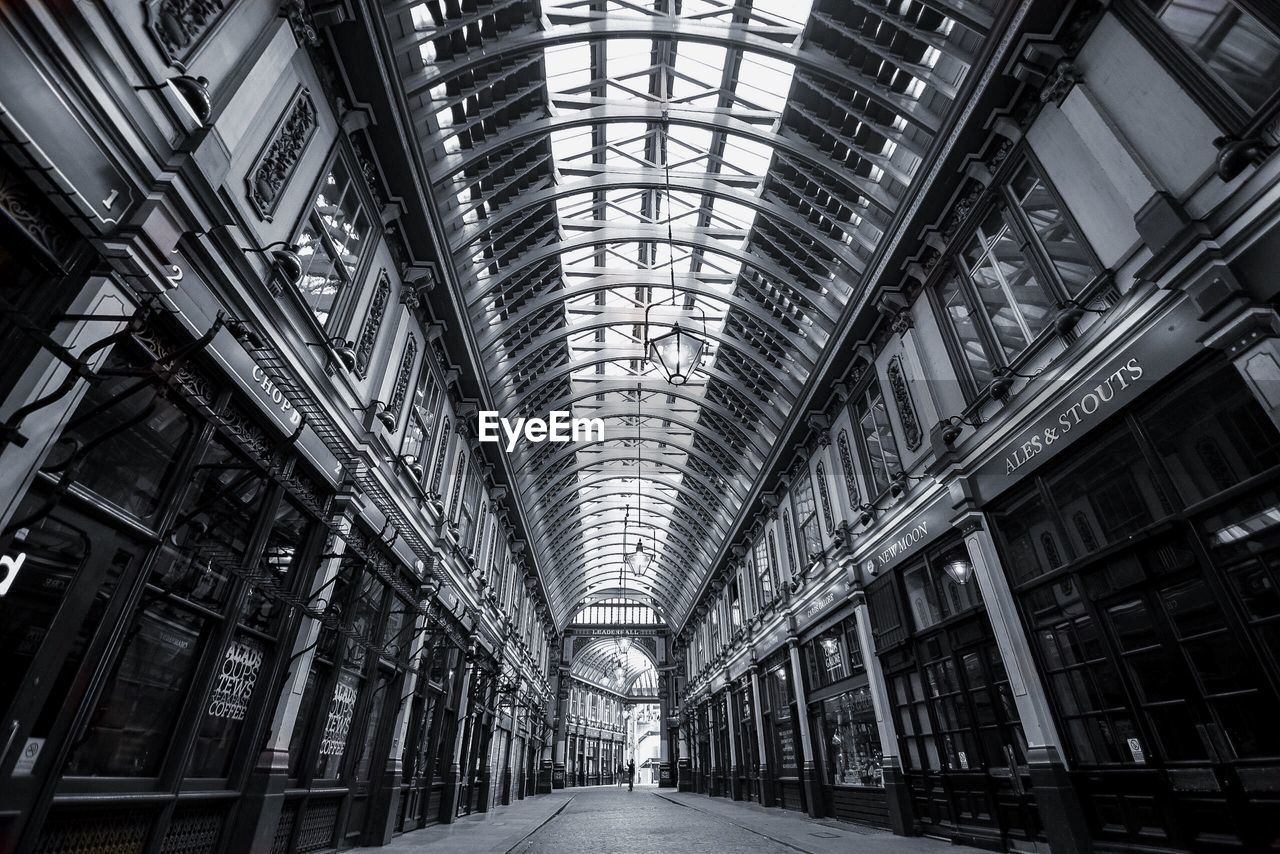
[752,536,775,605]
[401,364,442,489]
[295,155,372,329]
[933,158,1099,396]
[1140,0,1280,115]
[851,378,902,497]
[791,471,823,564]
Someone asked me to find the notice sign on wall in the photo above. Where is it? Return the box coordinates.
[320,676,359,757]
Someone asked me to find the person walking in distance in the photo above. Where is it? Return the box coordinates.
[627,758,635,792]
[617,763,625,787]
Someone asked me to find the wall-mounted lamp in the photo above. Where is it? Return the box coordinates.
[1052,300,1107,336]
[943,555,975,586]
[134,75,212,127]
[241,240,304,289]
[988,366,1040,402]
[396,453,425,481]
[889,471,928,499]
[854,503,876,527]
[939,414,981,447]
[327,338,357,372]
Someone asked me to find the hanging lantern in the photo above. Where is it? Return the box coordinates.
[646,323,707,386]
[617,636,632,654]
[626,539,651,575]
[943,555,975,586]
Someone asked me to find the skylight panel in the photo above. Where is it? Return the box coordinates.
[734,53,797,113]
[747,0,813,28]
[607,39,655,83]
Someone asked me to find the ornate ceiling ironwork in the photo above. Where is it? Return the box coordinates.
[382,0,984,626]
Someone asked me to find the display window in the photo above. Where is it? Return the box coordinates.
[820,687,882,787]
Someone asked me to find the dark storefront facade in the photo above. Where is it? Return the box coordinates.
[987,358,1280,851]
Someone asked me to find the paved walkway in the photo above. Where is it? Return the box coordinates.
[353,786,981,854]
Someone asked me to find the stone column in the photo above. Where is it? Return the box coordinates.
[226,501,353,852]
[787,637,821,818]
[551,668,570,789]
[748,663,772,806]
[441,644,477,823]
[961,515,1090,854]
[849,590,912,835]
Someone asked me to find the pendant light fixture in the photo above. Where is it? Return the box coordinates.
[644,117,708,386]
[626,385,652,576]
[617,636,632,654]
[943,550,975,586]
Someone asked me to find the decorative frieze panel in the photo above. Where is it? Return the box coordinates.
[145,0,231,67]
[836,429,860,506]
[387,335,417,428]
[353,270,389,378]
[816,462,835,535]
[246,88,317,221]
[887,356,922,451]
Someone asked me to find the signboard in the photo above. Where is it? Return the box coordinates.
[857,490,952,575]
[972,299,1203,503]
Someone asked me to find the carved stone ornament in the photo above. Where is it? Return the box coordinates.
[387,336,418,430]
[816,462,835,536]
[836,430,860,506]
[145,0,231,68]
[354,270,390,378]
[246,88,317,221]
[887,356,922,451]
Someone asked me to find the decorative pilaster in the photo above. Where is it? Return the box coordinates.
[959,513,1090,854]
[786,637,821,818]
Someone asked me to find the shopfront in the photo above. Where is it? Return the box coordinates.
[0,325,335,851]
[761,652,805,811]
[803,615,889,827]
[711,690,730,797]
[732,680,757,801]
[398,634,465,830]
[867,533,1047,850]
[987,357,1280,852]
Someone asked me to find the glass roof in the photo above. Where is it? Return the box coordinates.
[390,0,982,628]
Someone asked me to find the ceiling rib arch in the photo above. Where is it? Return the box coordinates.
[382,0,979,624]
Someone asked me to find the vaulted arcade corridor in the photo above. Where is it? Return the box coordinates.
[1,0,1279,852]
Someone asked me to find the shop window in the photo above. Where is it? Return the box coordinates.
[1142,363,1280,504]
[64,599,211,776]
[49,340,198,522]
[789,470,823,564]
[805,619,864,689]
[932,158,1100,398]
[1136,0,1280,116]
[850,378,901,497]
[901,546,982,632]
[295,154,372,329]
[821,687,882,787]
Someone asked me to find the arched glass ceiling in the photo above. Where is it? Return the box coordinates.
[384,0,984,627]
[572,638,660,696]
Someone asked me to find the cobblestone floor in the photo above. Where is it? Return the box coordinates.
[355,785,984,854]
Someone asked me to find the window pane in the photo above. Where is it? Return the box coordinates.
[1143,362,1280,504]
[65,601,210,776]
[940,274,994,387]
[1147,0,1280,109]
[295,219,342,326]
[1011,162,1095,296]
